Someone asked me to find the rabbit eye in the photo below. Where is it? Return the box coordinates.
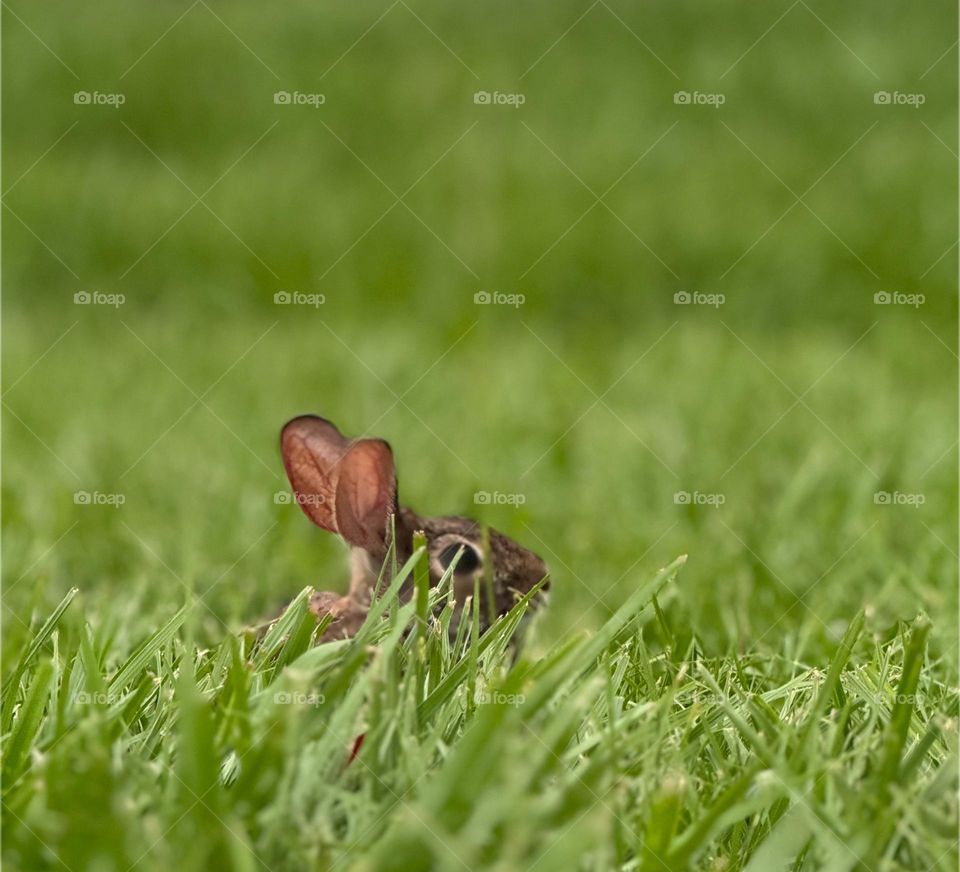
[438,543,480,573]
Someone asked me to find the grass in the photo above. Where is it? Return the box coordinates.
[3,0,958,869]
[2,314,957,869]
[2,548,955,870]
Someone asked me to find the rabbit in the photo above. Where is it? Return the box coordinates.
[280,414,550,641]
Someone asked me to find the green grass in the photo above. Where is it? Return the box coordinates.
[2,549,956,870]
[3,313,957,870]
[3,0,958,869]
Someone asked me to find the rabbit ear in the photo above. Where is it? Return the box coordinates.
[280,415,398,554]
[280,415,352,533]
[335,438,397,555]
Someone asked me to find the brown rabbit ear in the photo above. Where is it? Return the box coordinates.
[335,438,398,555]
[280,415,352,533]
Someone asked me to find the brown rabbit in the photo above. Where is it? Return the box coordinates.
[280,415,549,640]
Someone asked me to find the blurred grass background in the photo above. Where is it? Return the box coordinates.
[3,0,957,664]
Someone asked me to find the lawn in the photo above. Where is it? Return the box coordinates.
[3,1,958,870]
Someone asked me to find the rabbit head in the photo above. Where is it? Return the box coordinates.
[280,415,549,640]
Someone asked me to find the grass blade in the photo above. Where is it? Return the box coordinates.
[2,659,54,789]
